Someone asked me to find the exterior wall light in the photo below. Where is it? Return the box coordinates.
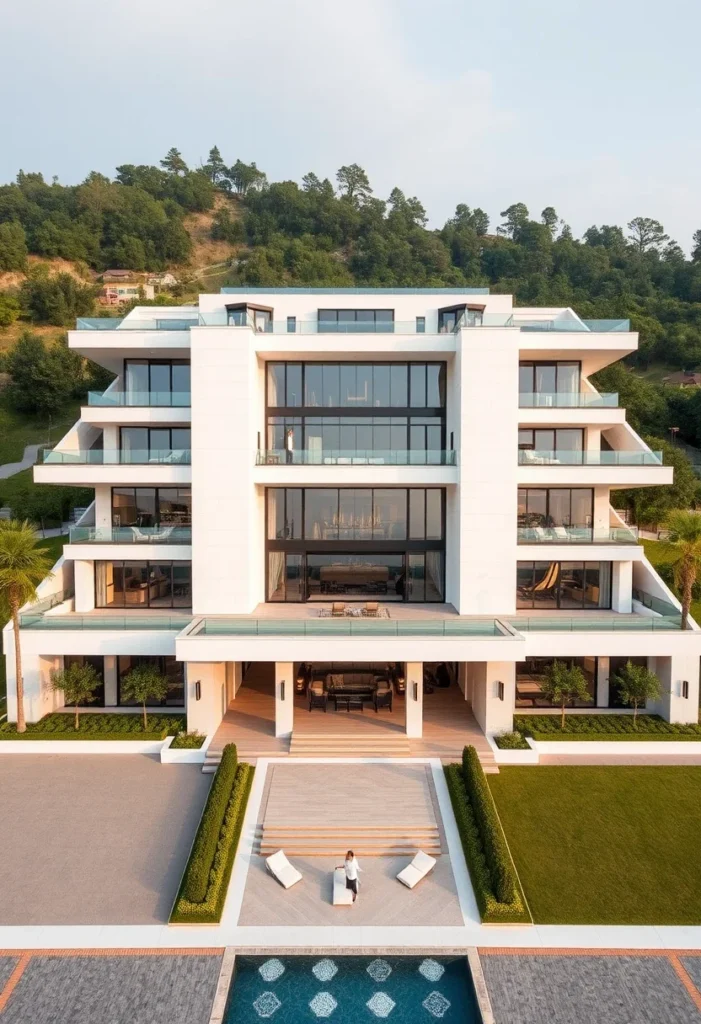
[281,680,286,701]
[194,680,201,701]
[682,680,689,699]
[413,682,419,701]
[497,680,504,701]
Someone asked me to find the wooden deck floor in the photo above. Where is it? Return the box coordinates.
[209,664,492,761]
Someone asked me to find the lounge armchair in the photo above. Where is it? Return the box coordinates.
[266,850,303,889]
[363,601,379,617]
[308,680,328,712]
[333,867,353,905]
[397,851,437,889]
[374,680,393,712]
[552,526,570,541]
[331,602,346,617]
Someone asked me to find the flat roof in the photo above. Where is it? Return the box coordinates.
[219,286,491,295]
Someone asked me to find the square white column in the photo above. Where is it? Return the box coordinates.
[275,661,294,739]
[649,654,700,724]
[596,656,610,708]
[470,662,515,737]
[74,560,95,613]
[103,655,118,706]
[612,561,633,613]
[405,662,423,738]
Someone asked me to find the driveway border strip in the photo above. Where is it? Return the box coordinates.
[0,953,30,1013]
[669,954,701,1012]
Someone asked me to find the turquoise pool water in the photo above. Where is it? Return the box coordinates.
[225,955,479,1022]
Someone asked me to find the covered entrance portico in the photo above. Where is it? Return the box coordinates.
[202,659,507,764]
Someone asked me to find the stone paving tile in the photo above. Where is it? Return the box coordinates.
[481,955,701,1024]
[682,958,701,994]
[0,955,222,1024]
[0,960,18,992]
[0,756,211,925]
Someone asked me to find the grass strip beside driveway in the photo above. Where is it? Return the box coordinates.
[488,765,701,925]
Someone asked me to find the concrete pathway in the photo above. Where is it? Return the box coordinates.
[0,444,41,480]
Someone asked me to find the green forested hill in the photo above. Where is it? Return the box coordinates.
[1,148,701,371]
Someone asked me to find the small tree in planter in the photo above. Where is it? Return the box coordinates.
[612,661,661,728]
[119,665,169,731]
[50,662,102,730]
[539,660,592,730]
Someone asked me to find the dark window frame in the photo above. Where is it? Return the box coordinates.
[516,560,612,610]
[116,655,185,707]
[517,488,594,528]
[95,560,192,609]
[519,360,581,394]
[265,487,445,602]
[111,487,191,528]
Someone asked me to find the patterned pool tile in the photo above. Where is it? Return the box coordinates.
[366,992,396,1018]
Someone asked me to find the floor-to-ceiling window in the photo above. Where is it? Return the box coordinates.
[265,361,447,463]
[124,360,190,405]
[111,488,191,527]
[518,488,593,528]
[63,655,106,705]
[95,561,192,608]
[516,657,598,707]
[516,561,612,610]
[267,487,445,602]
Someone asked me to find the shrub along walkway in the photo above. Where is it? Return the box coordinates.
[488,765,701,925]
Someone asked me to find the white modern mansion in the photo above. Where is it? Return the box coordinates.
[4,288,701,745]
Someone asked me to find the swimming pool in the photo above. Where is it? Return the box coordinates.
[225,954,480,1022]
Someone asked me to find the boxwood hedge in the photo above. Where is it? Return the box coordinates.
[171,746,254,924]
[444,748,530,924]
[0,713,186,740]
[515,714,701,741]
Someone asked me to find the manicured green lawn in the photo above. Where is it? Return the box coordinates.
[488,766,701,925]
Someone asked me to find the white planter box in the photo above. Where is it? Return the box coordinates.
[160,734,211,763]
[529,739,701,756]
[487,734,540,764]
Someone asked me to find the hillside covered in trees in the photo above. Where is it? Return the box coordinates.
[1,147,701,370]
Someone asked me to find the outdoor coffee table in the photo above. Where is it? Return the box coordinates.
[333,695,364,712]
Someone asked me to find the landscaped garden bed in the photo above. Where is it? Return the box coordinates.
[0,712,187,740]
[514,713,701,742]
[488,765,701,924]
[170,731,206,749]
[171,743,254,924]
[444,746,531,924]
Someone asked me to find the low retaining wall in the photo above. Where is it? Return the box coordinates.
[487,735,539,765]
[0,738,169,755]
[529,738,701,756]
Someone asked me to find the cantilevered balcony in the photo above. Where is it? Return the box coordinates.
[517,447,671,488]
[36,448,191,487]
[519,392,618,408]
[256,449,456,466]
[68,526,192,544]
[86,390,191,407]
[517,525,639,544]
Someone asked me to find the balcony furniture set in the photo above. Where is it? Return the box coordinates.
[306,667,394,713]
[317,602,388,618]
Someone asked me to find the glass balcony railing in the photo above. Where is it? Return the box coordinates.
[513,318,630,333]
[69,526,192,544]
[43,449,191,465]
[87,391,191,407]
[76,317,197,331]
[517,526,639,544]
[508,615,681,632]
[518,449,663,466]
[632,587,682,619]
[194,617,506,637]
[20,613,192,630]
[256,449,457,466]
[519,392,619,408]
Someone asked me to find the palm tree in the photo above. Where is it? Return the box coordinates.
[661,510,701,630]
[0,521,54,732]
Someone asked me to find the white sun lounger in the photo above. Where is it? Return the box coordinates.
[333,867,354,905]
[265,850,302,889]
[397,851,437,889]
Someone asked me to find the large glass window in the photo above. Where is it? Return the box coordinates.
[516,657,597,707]
[120,427,191,461]
[609,656,648,708]
[124,360,190,404]
[111,488,191,527]
[517,561,612,610]
[518,488,593,528]
[96,562,191,608]
[267,362,444,411]
[317,310,394,332]
[518,429,583,453]
[519,362,580,396]
[306,554,405,600]
[117,656,184,706]
[266,488,444,602]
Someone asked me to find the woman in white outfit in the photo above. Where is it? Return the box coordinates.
[339,850,362,902]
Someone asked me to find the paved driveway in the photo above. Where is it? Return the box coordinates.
[0,756,210,925]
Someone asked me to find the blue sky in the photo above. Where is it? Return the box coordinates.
[3,0,700,248]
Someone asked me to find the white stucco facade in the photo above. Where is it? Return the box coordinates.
[4,288,700,739]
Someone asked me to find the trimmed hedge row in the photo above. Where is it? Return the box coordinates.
[170,732,206,749]
[494,731,530,750]
[171,761,254,924]
[515,714,701,739]
[461,746,519,904]
[182,744,239,903]
[0,713,186,740]
[444,762,529,924]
